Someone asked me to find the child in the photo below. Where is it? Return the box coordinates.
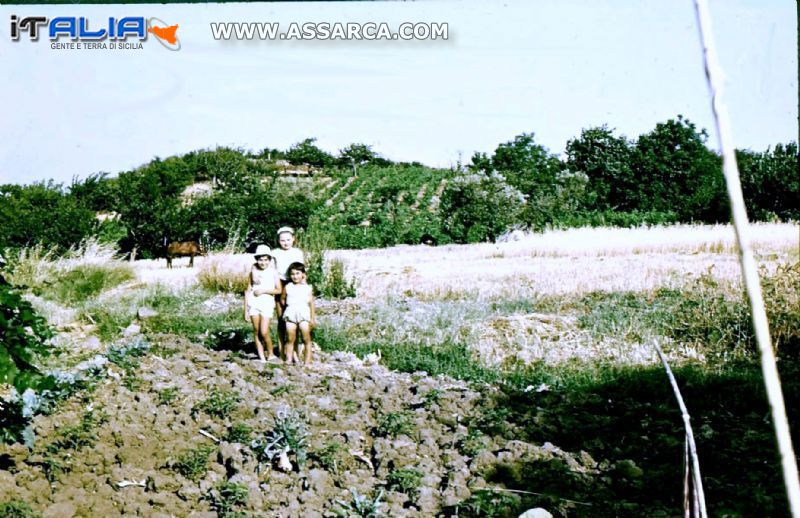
[272,227,305,359]
[280,262,316,365]
[244,245,282,362]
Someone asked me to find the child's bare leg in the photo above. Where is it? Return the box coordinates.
[299,322,312,363]
[250,315,266,361]
[276,303,286,359]
[260,317,274,359]
[285,322,298,365]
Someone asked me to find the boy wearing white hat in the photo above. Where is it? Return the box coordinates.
[272,227,305,358]
[244,245,282,362]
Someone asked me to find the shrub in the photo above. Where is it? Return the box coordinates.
[0,500,39,518]
[42,263,134,305]
[225,422,253,443]
[375,411,415,438]
[193,388,241,419]
[335,488,385,518]
[251,407,310,470]
[386,468,423,498]
[172,444,217,481]
[205,480,249,516]
[439,172,526,243]
[0,281,53,391]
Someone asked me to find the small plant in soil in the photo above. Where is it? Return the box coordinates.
[460,489,518,518]
[172,444,217,481]
[376,411,415,438]
[225,422,253,444]
[314,440,346,473]
[457,428,486,457]
[205,480,249,517]
[472,406,512,436]
[386,468,423,499]
[0,499,39,518]
[157,387,180,406]
[251,408,309,470]
[46,409,107,453]
[422,389,441,409]
[335,488,385,518]
[193,388,241,419]
[342,399,359,414]
[270,384,292,397]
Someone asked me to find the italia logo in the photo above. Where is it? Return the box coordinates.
[10,15,180,51]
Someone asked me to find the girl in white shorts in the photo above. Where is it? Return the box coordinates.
[244,245,282,362]
[280,262,316,365]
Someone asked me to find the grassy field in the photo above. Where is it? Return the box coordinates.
[3,222,799,516]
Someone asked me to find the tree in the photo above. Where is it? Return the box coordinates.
[566,126,636,210]
[285,138,334,168]
[0,181,96,251]
[737,142,799,221]
[632,116,726,222]
[485,133,562,198]
[338,143,377,176]
[439,172,526,243]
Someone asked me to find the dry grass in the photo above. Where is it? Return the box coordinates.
[197,254,250,293]
[330,223,798,300]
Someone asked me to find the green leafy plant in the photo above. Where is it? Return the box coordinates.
[386,468,423,498]
[157,387,180,406]
[172,444,217,481]
[0,499,40,518]
[46,409,107,453]
[457,428,486,457]
[421,389,441,409]
[225,422,253,444]
[205,480,249,517]
[0,282,53,391]
[250,407,309,470]
[335,488,384,518]
[460,490,518,518]
[193,388,241,419]
[314,440,345,472]
[375,411,415,438]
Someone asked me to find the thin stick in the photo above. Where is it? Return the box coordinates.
[684,439,691,518]
[653,342,707,518]
[470,486,592,506]
[199,429,220,443]
[692,1,800,515]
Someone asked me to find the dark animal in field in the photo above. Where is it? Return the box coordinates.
[166,241,205,268]
[420,233,438,246]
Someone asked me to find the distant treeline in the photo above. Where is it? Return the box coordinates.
[1,116,797,257]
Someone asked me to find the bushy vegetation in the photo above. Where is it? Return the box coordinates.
[2,121,796,256]
[0,281,53,391]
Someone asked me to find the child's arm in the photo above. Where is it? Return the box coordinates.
[280,284,287,307]
[268,270,282,296]
[243,269,253,322]
[309,287,316,328]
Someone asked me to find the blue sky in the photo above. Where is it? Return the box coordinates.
[0,0,796,185]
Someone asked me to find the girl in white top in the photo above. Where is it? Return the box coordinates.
[244,245,282,362]
[280,262,316,365]
[272,226,305,359]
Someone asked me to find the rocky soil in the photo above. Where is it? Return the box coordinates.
[0,331,614,517]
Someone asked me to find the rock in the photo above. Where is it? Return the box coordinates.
[137,307,159,319]
[122,323,141,337]
[470,450,497,471]
[218,442,245,476]
[43,502,76,517]
[306,468,333,494]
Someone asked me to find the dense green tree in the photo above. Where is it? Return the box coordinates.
[286,138,334,168]
[485,133,563,198]
[0,182,95,251]
[632,116,727,222]
[338,143,377,175]
[112,158,192,258]
[737,142,799,221]
[566,126,636,210]
[439,172,526,243]
[69,172,117,212]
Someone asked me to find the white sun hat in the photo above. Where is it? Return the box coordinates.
[276,226,295,236]
[254,244,272,257]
